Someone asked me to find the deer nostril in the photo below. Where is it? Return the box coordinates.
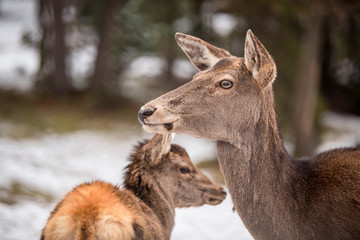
[143,108,155,117]
[221,190,227,195]
[138,108,156,124]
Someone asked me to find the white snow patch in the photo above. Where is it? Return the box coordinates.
[173,193,253,240]
[317,111,360,152]
[0,201,52,240]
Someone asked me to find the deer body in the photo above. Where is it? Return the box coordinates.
[41,134,226,240]
[138,31,360,239]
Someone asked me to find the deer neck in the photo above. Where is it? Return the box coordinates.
[216,89,304,238]
[124,174,175,239]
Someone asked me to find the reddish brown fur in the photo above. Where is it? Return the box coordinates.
[42,181,144,240]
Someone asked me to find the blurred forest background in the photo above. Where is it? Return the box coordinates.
[1,0,360,156]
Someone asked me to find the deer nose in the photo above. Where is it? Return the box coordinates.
[138,108,156,124]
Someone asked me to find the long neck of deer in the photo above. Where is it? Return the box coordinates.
[217,89,302,235]
[145,178,175,238]
[125,176,175,238]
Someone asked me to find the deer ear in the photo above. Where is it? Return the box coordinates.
[175,32,232,71]
[244,29,277,88]
[145,134,172,165]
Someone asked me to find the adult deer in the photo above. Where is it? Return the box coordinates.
[138,30,360,239]
[41,134,226,240]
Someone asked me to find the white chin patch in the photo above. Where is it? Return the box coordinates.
[142,124,169,134]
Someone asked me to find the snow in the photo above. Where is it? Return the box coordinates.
[317,112,360,152]
[0,0,39,91]
[0,201,51,240]
[174,199,251,240]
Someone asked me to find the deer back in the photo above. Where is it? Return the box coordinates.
[41,181,147,240]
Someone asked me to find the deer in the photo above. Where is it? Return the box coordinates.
[138,30,360,239]
[41,134,226,240]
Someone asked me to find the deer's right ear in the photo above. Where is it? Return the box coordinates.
[175,32,232,71]
[145,134,172,165]
[244,30,277,88]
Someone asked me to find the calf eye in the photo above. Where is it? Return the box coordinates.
[180,167,190,174]
[219,80,234,89]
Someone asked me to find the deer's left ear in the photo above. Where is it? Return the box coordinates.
[244,30,277,88]
[146,134,173,165]
[175,32,232,71]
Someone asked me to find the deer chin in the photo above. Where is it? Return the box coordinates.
[205,197,225,206]
[204,192,226,206]
[142,120,179,133]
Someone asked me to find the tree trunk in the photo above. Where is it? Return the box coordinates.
[51,0,69,94]
[293,15,325,156]
[91,0,123,94]
[35,0,52,88]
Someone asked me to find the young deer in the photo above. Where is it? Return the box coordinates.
[138,30,360,239]
[41,134,226,240]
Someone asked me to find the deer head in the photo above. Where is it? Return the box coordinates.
[138,30,277,145]
[125,134,226,207]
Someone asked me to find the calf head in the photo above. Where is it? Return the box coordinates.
[126,134,226,207]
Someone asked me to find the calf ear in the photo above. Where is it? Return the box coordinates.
[145,134,172,165]
[175,32,232,71]
[244,29,277,88]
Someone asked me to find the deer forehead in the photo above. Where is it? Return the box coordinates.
[211,57,241,71]
[169,151,192,165]
[193,57,245,81]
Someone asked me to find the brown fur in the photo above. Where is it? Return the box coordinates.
[138,30,360,239]
[41,134,226,240]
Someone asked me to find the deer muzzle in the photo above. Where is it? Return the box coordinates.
[204,187,227,206]
[138,105,180,133]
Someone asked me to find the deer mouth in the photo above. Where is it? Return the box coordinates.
[142,120,179,133]
[204,191,227,206]
[138,105,180,133]
[206,196,225,206]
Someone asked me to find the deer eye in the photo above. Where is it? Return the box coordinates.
[219,80,234,89]
[180,167,190,174]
